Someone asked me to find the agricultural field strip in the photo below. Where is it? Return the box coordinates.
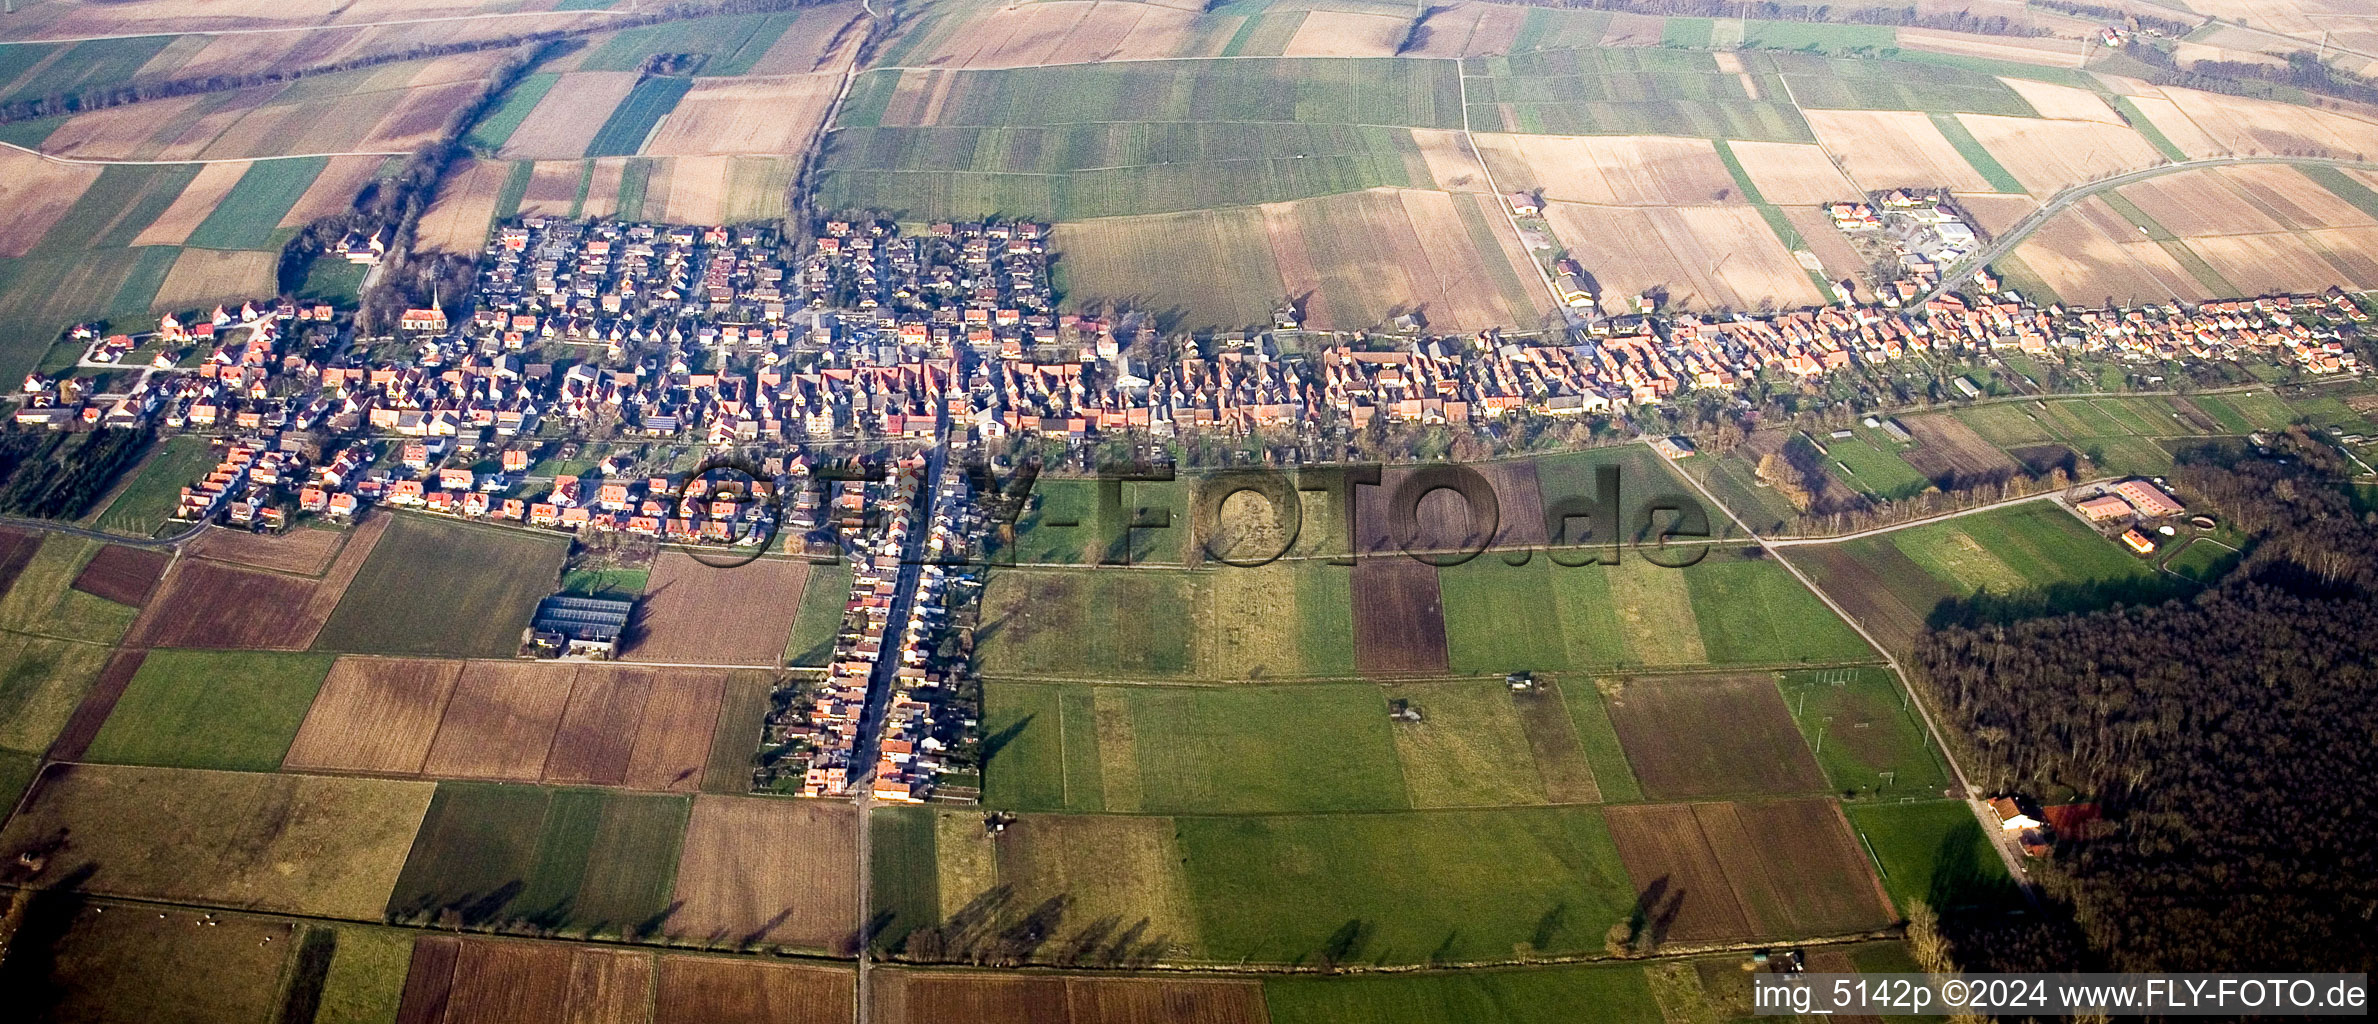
[1,139,409,166]
[0,9,632,46]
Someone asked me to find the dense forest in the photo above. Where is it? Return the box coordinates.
[1918,430,2378,972]
[0,429,153,520]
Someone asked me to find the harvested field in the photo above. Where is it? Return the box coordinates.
[666,796,859,952]
[872,970,1268,1024]
[1605,799,1892,944]
[1785,205,1866,281]
[515,159,585,217]
[1957,193,2037,236]
[1899,412,2024,488]
[1545,202,1824,312]
[413,158,505,252]
[1404,0,1531,57]
[278,153,386,227]
[1282,11,1406,57]
[130,510,383,649]
[68,544,168,606]
[314,514,568,659]
[1600,673,1827,799]
[1471,134,1739,206]
[0,150,102,256]
[1957,113,2163,195]
[1997,76,2122,123]
[153,248,278,310]
[1409,128,1490,191]
[0,763,434,919]
[642,74,841,157]
[1350,556,1450,676]
[128,159,248,246]
[2227,164,2378,226]
[2157,86,2378,159]
[35,92,212,160]
[2188,231,2364,294]
[745,3,868,74]
[1728,140,1857,204]
[1052,206,1283,332]
[2010,202,2212,305]
[285,657,464,775]
[187,523,347,575]
[908,0,1205,68]
[628,552,806,665]
[1283,187,1545,334]
[1895,26,2095,64]
[656,955,853,1024]
[395,935,658,1024]
[497,71,640,159]
[581,158,630,219]
[1804,109,1992,192]
[419,661,570,782]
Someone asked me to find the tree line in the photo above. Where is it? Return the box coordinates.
[1408,0,2053,38]
[0,428,154,520]
[1916,429,2378,973]
[2029,0,2196,38]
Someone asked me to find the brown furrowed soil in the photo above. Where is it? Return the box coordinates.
[1350,556,1451,676]
[133,514,384,649]
[626,552,807,665]
[1600,673,1827,799]
[1898,412,2024,489]
[187,524,345,575]
[665,795,859,952]
[283,657,465,775]
[871,969,1269,1024]
[69,545,169,607]
[654,954,853,1024]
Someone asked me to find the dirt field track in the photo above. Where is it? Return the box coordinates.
[870,969,1268,1024]
[283,658,730,790]
[128,513,387,650]
[666,796,859,952]
[627,553,807,665]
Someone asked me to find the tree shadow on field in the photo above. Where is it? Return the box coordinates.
[1925,573,2197,631]
[979,712,1033,765]
[0,863,98,1021]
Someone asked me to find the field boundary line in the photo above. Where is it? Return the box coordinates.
[0,140,411,167]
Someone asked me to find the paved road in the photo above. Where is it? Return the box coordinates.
[0,513,204,549]
[1923,155,2378,307]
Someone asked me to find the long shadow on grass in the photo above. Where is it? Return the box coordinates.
[1925,573,2201,630]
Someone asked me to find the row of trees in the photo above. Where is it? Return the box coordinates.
[1917,430,2378,972]
[1393,0,2054,38]
[0,428,154,520]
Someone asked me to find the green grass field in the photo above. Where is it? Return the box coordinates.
[1739,19,1899,53]
[312,925,417,1024]
[785,559,849,666]
[869,804,941,950]
[1507,7,1612,52]
[1818,430,1932,501]
[576,10,800,74]
[1680,548,1877,665]
[0,535,140,645]
[93,435,216,537]
[1,36,176,104]
[314,515,568,658]
[4,892,305,1024]
[560,566,649,596]
[998,476,1194,566]
[84,649,335,771]
[1928,111,2027,193]
[185,157,328,250]
[1556,678,1641,802]
[1844,800,2017,915]
[1772,52,2041,117]
[584,76,694,158]
[977,568,1202,678]
[983,681,1411,813]
[1265,961,1665,1024]
[1777,667,1950,798]
[1175,806,1637,962]
[388,782,689,936]
[0,632,113,757]
[466,71,559,150]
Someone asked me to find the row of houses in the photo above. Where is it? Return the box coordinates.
[790,456,928,799]
[869,458,981,805]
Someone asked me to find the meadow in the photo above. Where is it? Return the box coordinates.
[388,781,691,936]
[92,435,217,537]
[1843,800,2018,914]
[1461,48,1809,142]
[83,649,335,771]
[314,514,569,658]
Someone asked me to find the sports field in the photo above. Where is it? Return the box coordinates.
[1776,667,1952,798]
[1844,800,2018,914]
[314,514,568,658]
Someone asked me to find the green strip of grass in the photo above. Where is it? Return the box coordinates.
[784,559,849,666]
[869,804,939,951]
[615,158,653,220]
[94,435,214,538]
[1928,111,2026,193]
[2111,95,2188,162]
[2298,163,2378,220]
[186,157,329,251]
[1556,679,1640,802]
[466,71,559,151]
[492,160,534,221]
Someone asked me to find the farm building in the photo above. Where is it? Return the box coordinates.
[2114,480,2185,517]
[2120,528,2156,555]
[2075,494,2135,521]
[525,593,635,658]
[1650,436,1697,459]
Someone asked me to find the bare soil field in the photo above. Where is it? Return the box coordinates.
[37,93,213,160]
[1784,206,1866,283]
[515,160,583,217]
[1957,113,2163,196]
[69,545,169,607]
[419,661,573,781]
[1954,193,2038,238]
[283,657,465,775]
[644,75,841,157]
[1600,673,1826,800]
[1055,205,1282,331]
[1473,134,1740,207]
[2013,204,2210,304]
[128,160,250,246]
[360,78,482,151]
[130,513,383,649]
[1899,412,2026,488]
[619,669,726,791]
[2157,86,2378,158]
[1729,140,1857,205]
[1600,11,1665,45]
[155,248,279,311]
[1409,128,1490,191]
[2305,228,2378,288]
[0,150,102,256]
[650,155,745,226]
[415,158,504,252]
[746,3,869,74]
[1996,76,2122,123]
[543,665,653,786]
[2119,172,2285,236]
[628,552,809,665]
[1545,202,1824,312]
[0,763,434,919]
[1282,10,1406,57]
[666,796,859,952]
[2189,231,2367,293]
[1270,188,1547,333]
[500,71,640,159]
[1605,799,1892,944]
[1356,461,1549,555]
[872,970,1269,1024]
[45,649,148,762]
[1350,556,1450,676]
[1804,109,1992,193]
[581,157,630,218]
[2111,89,2224,159]
[0,527,39,599]
[396,936,655,1024]
[655,955,854,1024]
[1895,27,2096,64]
[2222,164,2378,228]
[188,524,347,575]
